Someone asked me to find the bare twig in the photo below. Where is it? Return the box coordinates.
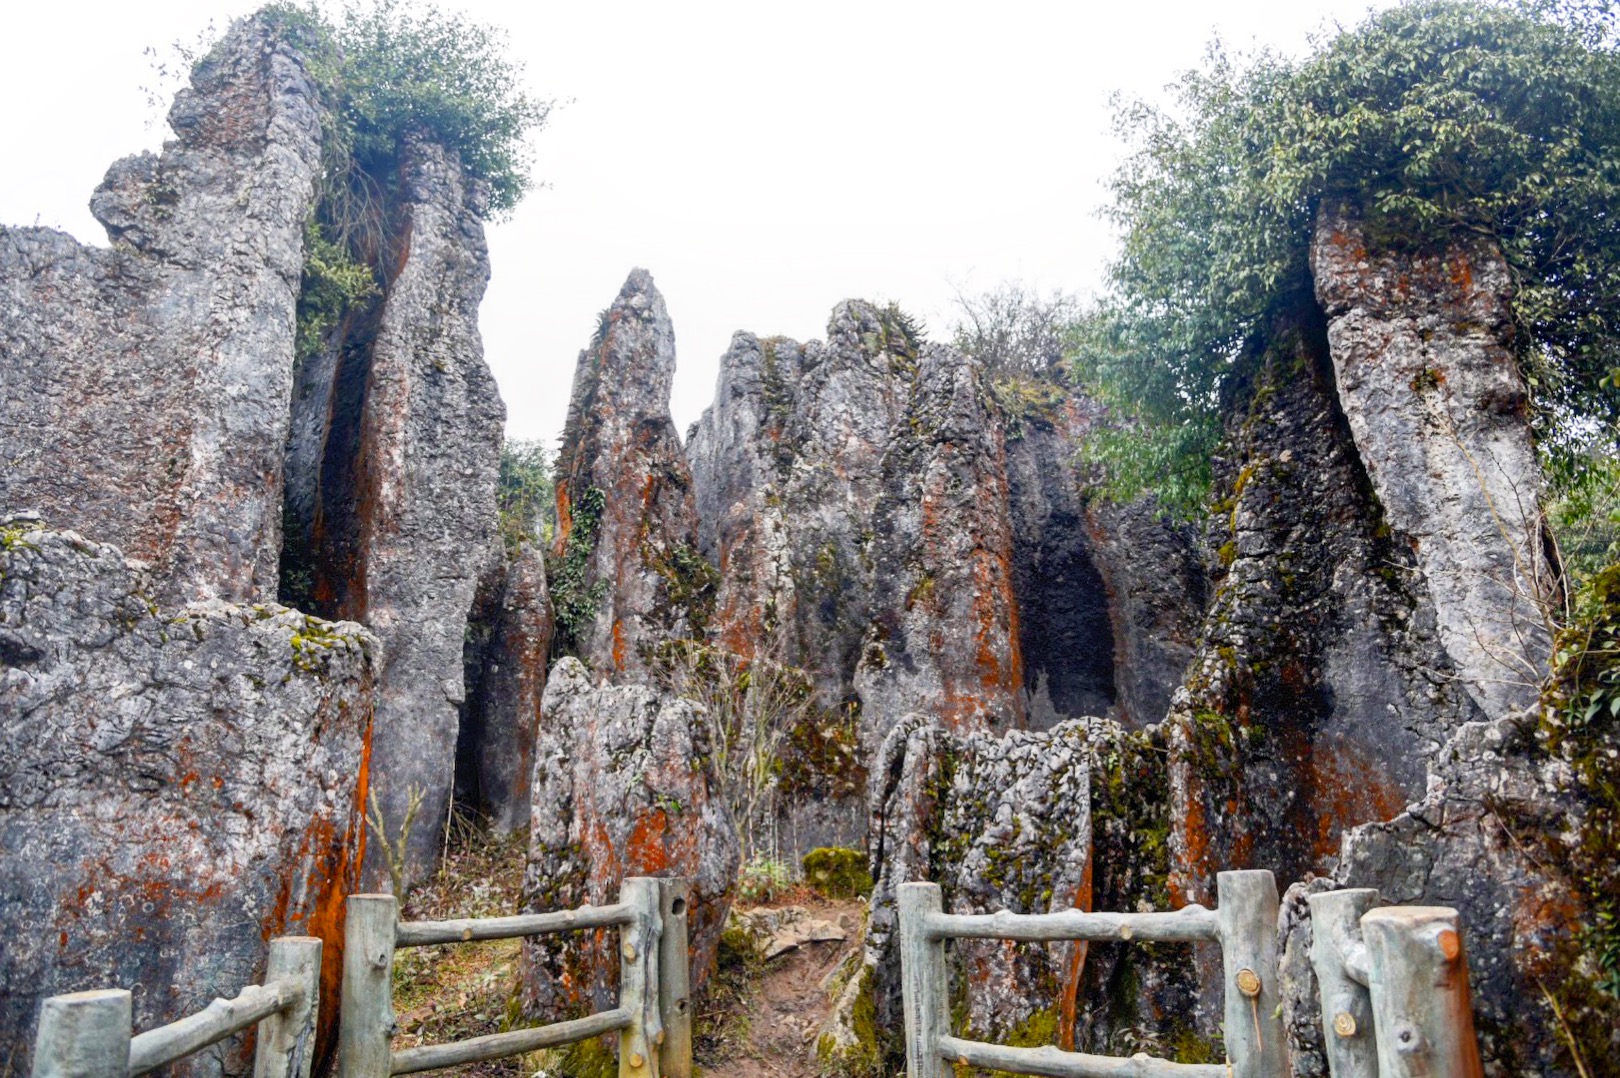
[367,784,426,901]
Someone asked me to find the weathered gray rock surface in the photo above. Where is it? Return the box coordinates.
[350,136,503,882]
[552,270,711,684]
[1167,314,1483,913]
[852,344,1025,748]
[863,717,1094,1054]
[852,714,1202,1063]
[1082,495,1206,729]
[280,133,504,884]
[0,523,376,1075]
[1002,398,1119,727]
[459,543,554,834]
[689,308,1154,857]
[999,389,1203,731]
[520,658,739,1020]
[0,15,323,605]
[687,312,917,852]
[1325,714,1604,1075]
[1313,204,1553,720]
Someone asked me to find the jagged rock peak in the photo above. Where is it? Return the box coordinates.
[552,268,710,683]
[0,12,323,605]
[559,268,677,465]
[520,657,738,1018]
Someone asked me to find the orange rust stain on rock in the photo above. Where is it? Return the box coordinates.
[612,620,627,671]
[1056,855,1093,1051]
[626,810,673,874]
[1306,739,1409,862]
[1446,252,1475,294]
[553,482,575,559]
[1173,790,1211,907]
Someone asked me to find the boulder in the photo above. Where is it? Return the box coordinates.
[0,14,323,605]
[729,906,848,960]
[1325,712,1612,1075]
[864,717,1095,1054]
[519,658,739,1020]
[0,523,376,1076]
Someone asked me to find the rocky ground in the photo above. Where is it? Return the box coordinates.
[700,898,865,1078]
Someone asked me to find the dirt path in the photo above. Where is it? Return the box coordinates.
[701,899,865,1078]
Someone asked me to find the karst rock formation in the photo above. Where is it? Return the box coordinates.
[0,14,506,1071]
[0,11,1608,1077]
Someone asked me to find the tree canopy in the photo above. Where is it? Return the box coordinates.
[266,1,550,218]
[1075,0,1620,516]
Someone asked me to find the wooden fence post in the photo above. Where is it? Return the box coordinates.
[656,878,693,1078]
[255,936,323,1078]
[1306,889,1379,1078]
[1361,906,1483,1078]
[898,882,948,1078]
[1217,870,1289,1078]
[619,878,664,1078]
[30,989,132,1078]
[339,893,398,1078]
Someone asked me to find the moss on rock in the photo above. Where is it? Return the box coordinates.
[802,847,874,900]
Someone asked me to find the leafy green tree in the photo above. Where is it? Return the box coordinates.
[497,438,554,553]
[255,2,551,365]
[1076,0,1620,516]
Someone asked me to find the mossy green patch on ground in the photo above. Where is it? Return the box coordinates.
[802,848,873,900]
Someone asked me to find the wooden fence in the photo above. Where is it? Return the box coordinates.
[899,872,1488,1078]
[31,936,322,1078]
[339,877,691,1078]
[1306,888,1483,1078]
[29,877,692,1078]
[898,870,1287,1078]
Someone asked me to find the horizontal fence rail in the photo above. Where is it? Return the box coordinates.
[922,906,1221,944]
[393,903,634,948]
[937,1035,1227,1078]
[899,870,1289,1078]
[390,1008,632,1075]
[30,936,322,1078]
[339,876,690,1078]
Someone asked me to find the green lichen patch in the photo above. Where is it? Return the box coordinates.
[817,960,884,1078]
[989,374,1068,441]
[781,701,866,802]
[643,539,719,636]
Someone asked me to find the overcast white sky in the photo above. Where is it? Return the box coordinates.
[1,1,1391,443]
